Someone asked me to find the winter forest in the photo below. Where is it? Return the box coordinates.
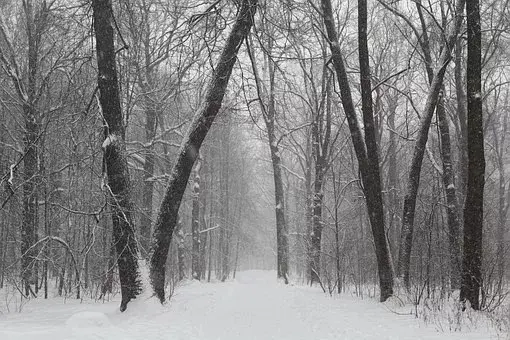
[0,0,508,338]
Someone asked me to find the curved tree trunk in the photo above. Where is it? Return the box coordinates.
[149,0,257,303]
[92,0,142,312]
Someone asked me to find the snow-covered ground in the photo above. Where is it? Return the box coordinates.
[0,270,503,339]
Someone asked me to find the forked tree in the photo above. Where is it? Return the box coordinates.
[320,0,393,301]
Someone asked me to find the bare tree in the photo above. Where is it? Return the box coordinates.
[92,0,141,312]
[379,0,466,287]
[149,0,257,303]
[247,14,289,283]
[320,0,393,301]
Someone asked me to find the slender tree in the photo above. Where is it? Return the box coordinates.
[246,27,289,284]
[388,0,466,287]
[149,0,257,302]
[320,0,393,301]
[191,157,202,280]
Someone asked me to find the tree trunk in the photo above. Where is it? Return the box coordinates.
[455,41,469,208]
[246,34,289,284]
[321,0,393,301]
[92,0,142,312]
[149,0,257,302]
[191,158,202,280]
[176,218,185,281]
[140,103,157,257]
[18,0,44,299]
[396,0,465,287]
[268,87,289,285]
[310,166,324,285]
[21,102,38,297]
[220,119,231,282]
[437,97,462,289]
[386,96,399,259]
[460,0,484,310]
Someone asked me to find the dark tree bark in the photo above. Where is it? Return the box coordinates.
[149,0,257,302]
[460,0,484,311]
[92,0,142,312]
[321,0,393,301]
[396,0,465,287]
[191,158,202,280]
[267,77,289,285]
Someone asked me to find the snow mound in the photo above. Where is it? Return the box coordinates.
[65,311,111,328]
[383,295,406,309]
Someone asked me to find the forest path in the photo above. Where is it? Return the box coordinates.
[0,270,492,339]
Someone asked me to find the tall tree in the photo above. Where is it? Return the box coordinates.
[149,0,257,303]
[320,0,393,301]
[0,0,53,297]
[398,0,463,288]
[92,0,142,312]
[247,21,289,283]
[460,0,484,311]
[383,0,466,287]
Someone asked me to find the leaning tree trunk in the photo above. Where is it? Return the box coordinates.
[413,1,462,290]
[92,0,142,312]
[357,0,393,300]
[321,0,393,301]
[396,0,465,287]
[149,0,257,303]
[460,0,484,311]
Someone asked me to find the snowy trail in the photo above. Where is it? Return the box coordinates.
[0,271,496,339]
